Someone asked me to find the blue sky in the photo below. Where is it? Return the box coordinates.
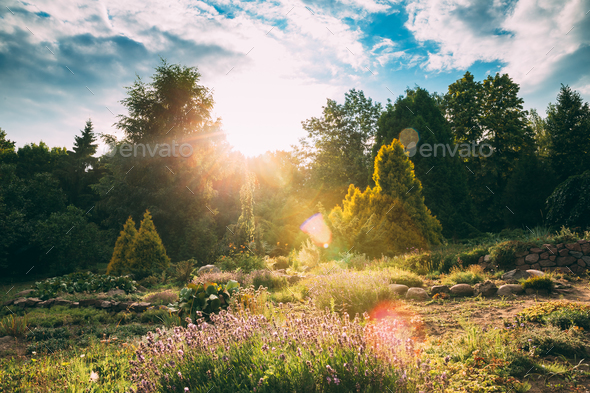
[1,0,589,156]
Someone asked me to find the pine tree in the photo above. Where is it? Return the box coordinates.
[107,216,137,275]
[129,210,170,279]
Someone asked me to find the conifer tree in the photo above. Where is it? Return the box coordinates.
[107,216,137,275]
[130,210,170,278]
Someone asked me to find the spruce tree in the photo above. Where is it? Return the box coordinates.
[130,210,170,279]
[107,216,137,275]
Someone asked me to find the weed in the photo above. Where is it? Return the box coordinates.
[521,276,553,292]
[0,314,28,337]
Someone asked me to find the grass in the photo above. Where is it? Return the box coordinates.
[521,275,554,292]
[0,315,28,337]
[442,265,485,286]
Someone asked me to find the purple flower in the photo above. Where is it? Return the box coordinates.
[184,388,189,392]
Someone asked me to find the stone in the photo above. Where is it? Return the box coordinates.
[136,286,147,292]
[556,256,577,266]
[556,243,564,249]
[389,284,409,296]
[107,289,126,297]
[517,264,531,271]
[516,257,526,265]
[116,301,134,311]
[578,259,586,267]
[578,239,588,244]
[570,251,583,258]
[531,263,541,270]
[540,252,549,260]
[38,299,55,308]
[515,251,529,258]
[483,255,491,262]
[525,253,540,263]
[474,281,497,297]
[559,249,570,257]
[566,243,582,252]
[450,284,474,297]
[539,260,557,267]
[546,247,558,255]
[406,288,429,300]
[98,301,112,309]
[70,302,80,308]
[582,256,590,264]
[79,299,101,307]
[53,298,73,307]
[529,247,543,254]
[24,297,41,307]
[582,244,590,255]
[549,255,557,261]
[129,302,150,312]
[197,264,221,274]
[526,269,545,277]
[497,284,524,296]
[13,298,27,307]
[502,269,531,281]
[431,285,451,295]
[1,299,14,306]
[15,289,35,297]
[478,256,484,264]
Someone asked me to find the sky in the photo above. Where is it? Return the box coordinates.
[1,0,589,157]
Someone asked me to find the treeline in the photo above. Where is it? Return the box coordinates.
[1,61,588,278]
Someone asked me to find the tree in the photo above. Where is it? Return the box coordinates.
[0,128,16,163]
[107,216,138,275]
[546,170,590,230]
[374,87,476,239]
[297,89,382,209]
[129,210,170,279]
[546,85,590,182]
[15,142,67,179]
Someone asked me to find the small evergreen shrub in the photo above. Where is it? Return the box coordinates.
[442,265,485,286]
[521,276,553,292]
[489,241,535,270]
[106,216,137,275]
[129,210,170,279]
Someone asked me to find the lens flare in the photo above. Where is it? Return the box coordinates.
[300,213,332,247]
[399,128,420,157]
[365,301,426,352]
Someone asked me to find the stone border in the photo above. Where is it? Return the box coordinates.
[3,296,154,313]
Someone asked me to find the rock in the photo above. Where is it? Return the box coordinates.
[539,260,557,267]
[526,269,544,277]
[107,289,126,296]
[502,269,531,281]
[556,243,564,249]
[1,299,14,306]
[116,301,134,311]
[558,249,570,257]
[198,264,221,274]
[578,239,588,244]
[38,299,55,308]
[431,285,450,295]
[531,263,541,270]
[515,251,529,258]
[15,289,35,297]
[540,252,549,260]
[483,255,491,262]
[53,298,72,307]
[582,244,590,255]
[136,286,147,292]
[582,256,590,264]
[525,253,540,263]
[24,297,41,307]
[517,264,531,271]
[566,243,582,252]
[71,302,80,308]
[516,257,526,265]
[130,302,150,312]
[79,299,101,307]
[525,288,549,296]
[13,298,27,307]
[577,259,586,267]
[556,256,577,266]
[406,287,429,300]
[529,247,543,254]
[98,301,112,309]
[450,284,474,297]
[546,247,558,255]
[549,255,557,261]
[474,281,497,297]
[497,284,524,296]
[478,256,484,263]
[570,251,583,258]
[389,284,409,296]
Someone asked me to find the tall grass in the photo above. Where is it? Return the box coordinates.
[0,314,28,337]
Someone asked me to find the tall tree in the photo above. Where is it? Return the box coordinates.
[297,89,382,209]
[546,85,590,182]
[130,210,170,279]
[374,87,477,239]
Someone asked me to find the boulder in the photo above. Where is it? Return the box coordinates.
[517,264,531,270]
[450,284,474,297]
[549,255,557,261]
[38,299,55,308]
[558,249,570,257]
[531,263,541,270]
[107,289,126,297]
[502,269,530,282]
[474,281,497,297]
[539,260,557,267]
[15,289,35,297]
[556,256,576,266]
[13,298,27,307]
[582,256,590,264]
[540,252,549,260]
[389,284,409,296]
[516,258,526,265]
[483,255,491,262]
[1,299,14,306]
[198,265,221,274]
[582,244,590,255]
[98,301,112,309]
[79,299,101,307]
[526,269,544,277]
[430,285,451,295]
[53,298,73,307]
[406,288,429,300]
[570,251,583,259]
[566,243,582,252]
[130,302,151,312]
[525,253,540,263]
[24,297,41,307]
[577,259,586,267]
[529,247,543,254]
[70,302,79,308]
[515,251,529,258]
[116,301,134,311]
[497,284,524,296]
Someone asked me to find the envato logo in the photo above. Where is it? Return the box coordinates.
[399,128,493,158]
[103,141,194,158]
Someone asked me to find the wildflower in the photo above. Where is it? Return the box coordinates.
[184,388,189,392]
[326,377,332,383]
[177,371,182,379]
[80,354,85,358]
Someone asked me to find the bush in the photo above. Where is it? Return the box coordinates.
[167,280,240,322]
[489,241,535,270]
[296,239,321,269]
[139,275,160,288]
[521,276,553,292]
[174,259,196,284]
[340,253,371,270]
[443,265,485,286]
[31,272,136,300]
[215,251,265,273]
[267,256,290,270]
[518,325,589,358]
[546,170,590,230]
[250,270,288,291]
[0,315,28,337]
[545,309,590,330]
[143,290,178,306]
[551,226,582,245]
[384,268,423,288]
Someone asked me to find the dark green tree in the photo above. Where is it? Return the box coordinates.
[546,170,590,230]
[374,87,476,239]
[546,85,590,182]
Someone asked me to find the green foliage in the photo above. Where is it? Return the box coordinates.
[384,267,424,288]
[129,210,170,279]
[0,314,28,337]
[268,255,290,270]
[517,325,589,358]
[167,280,240,321]
[26,306,115,328]
[250,270,288,291]
[489,240,534,270]
[295,238,322,269]
[517,301,590,330]
[174,259,197,284]
[546,171,590,230]
[442,265,485,286]
[552,226,582,244]
[521,276,553,292]
[31,271,136,300]
[339,252,370,270]
[107,216,137,275]
[143,289,178,305]
[545,309,590,331]
[216,248,265,273]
